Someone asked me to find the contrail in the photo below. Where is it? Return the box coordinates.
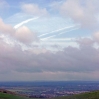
[41,27,79,40]
[58,27,79,35]
[14,17,39,29]
[38,25,76,37]
[46,38,76,41]
[41,35,56,40]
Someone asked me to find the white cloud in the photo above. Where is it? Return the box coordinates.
[93,31,99,43]
[15,26,38,44]
[21,3,48,16]
[59,0,99,28]
[0,18,15,35]
[77,38,94,47]
[0,18,38,44]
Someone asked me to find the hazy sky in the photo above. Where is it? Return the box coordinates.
[0,0,99,81]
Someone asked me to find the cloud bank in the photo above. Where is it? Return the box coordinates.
[0,37,99,81]
[59,0,99,28]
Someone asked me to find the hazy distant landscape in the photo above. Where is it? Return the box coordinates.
[0,81,99,98]
[1,87,99,99]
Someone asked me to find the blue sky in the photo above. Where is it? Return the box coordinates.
[0,0,99,81]
[4,0,91,48]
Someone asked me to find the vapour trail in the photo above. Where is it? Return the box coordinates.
[14,17,39,29]
[47,38,76,41]
[58,27,79,35]
[41,35,56,40]
[38,25,76,37]
[41,27,79,40]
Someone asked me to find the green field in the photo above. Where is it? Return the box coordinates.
[1,91,99,99]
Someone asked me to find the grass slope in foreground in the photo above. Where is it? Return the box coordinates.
[0,92,37,99]
[1,91,99,99]
[51,91,99,99]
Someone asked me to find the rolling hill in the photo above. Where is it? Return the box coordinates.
[0,90,99,99]
[0,92,32,99]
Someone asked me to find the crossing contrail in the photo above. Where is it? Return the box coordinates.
[41,35,56,40]
[41,27,79,40]
[58,27,79,35]
[38,25,76,37]
[41,38,76,41]
[14,17,39,29]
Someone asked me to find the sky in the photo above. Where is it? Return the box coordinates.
[0,0,99,81]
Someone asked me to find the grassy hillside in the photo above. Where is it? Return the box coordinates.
[0,92,27,99]
[51,91,99,99]
[1,91,99,99]
[0,92,38,99]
